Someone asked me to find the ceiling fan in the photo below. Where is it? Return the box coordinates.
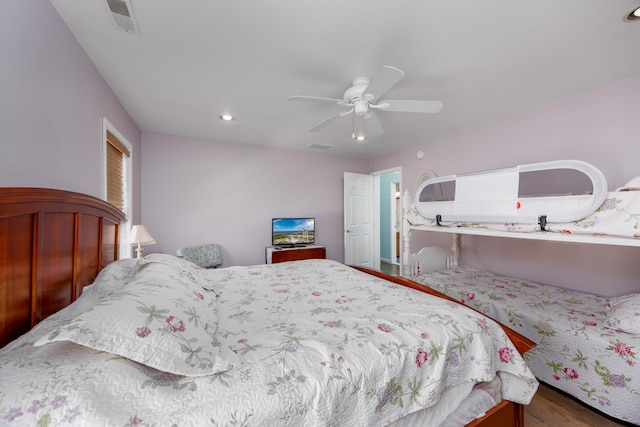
[288,65,443,138]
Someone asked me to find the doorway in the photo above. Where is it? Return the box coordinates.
[343,172,374,267]
[343,167,402,273]
[378,170,401,275]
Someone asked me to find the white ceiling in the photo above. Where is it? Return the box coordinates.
[50,0,640,158]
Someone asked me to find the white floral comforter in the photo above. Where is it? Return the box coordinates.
[410,266,640,424]
[406,190,640,239]
[0,256,537,426]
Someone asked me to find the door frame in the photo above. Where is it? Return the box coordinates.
[372,167,402,270]
[343,167,403,270]
[390,180,400,266]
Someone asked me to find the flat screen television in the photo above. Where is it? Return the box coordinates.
[272,217,315,247]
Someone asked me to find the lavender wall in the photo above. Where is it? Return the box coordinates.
[0,1,142,222]
[141,133,369,266]
[5,1,638,296]
[370,75,640,296]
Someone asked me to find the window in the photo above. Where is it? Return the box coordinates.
[106,130,129,211]
[103,118,132,257]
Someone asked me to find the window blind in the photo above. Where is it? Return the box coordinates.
[106,131,129,212]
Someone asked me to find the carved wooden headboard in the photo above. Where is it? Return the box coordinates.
[0,187,126,348]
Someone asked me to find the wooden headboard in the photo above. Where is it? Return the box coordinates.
[0,187,126,348]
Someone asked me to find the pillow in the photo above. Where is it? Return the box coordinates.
[35,261,219,376]
[139,253,212,286]
[82,258,140,299]
[605,293,640,334]
[615,175,640,192]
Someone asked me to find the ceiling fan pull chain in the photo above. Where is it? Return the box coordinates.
[352,109,355,139]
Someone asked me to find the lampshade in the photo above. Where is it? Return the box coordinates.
[126,225,156,245]
[126,225,156,258]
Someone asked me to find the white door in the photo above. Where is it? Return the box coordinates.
[344,172,374,266]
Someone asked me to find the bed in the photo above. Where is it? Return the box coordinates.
[402,161,640,425]
[0,187,538,426]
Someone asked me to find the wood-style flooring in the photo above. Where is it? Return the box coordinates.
[525,383,631,427]
[380,261,400,275]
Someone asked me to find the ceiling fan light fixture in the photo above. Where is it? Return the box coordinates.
[625,6,640,21]
[354,100,368,116]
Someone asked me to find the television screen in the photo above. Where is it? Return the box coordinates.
[272,218,315,246]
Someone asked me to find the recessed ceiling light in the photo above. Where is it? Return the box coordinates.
[625,6,640,21]
[219,114,235,121]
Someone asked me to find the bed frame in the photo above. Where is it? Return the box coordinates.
[0,187,531,427]
[0,187,125,348]
[402,187,640,277]
[399,164,640,424]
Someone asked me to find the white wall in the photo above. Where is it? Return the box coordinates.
[141,133,369,266]
[370,75,640,296]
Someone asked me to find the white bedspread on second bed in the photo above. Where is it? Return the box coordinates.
[410,266,640,424]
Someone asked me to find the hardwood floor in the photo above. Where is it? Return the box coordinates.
[380,260,400,275]
[524,383,630,427]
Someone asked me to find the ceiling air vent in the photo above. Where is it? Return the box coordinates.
[306,144,332,150]
[106,0,140,34]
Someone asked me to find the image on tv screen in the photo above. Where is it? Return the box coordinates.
[272,218,315,245]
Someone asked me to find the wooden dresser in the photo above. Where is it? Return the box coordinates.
[265,245,326,264]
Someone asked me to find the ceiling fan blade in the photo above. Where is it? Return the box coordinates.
[362,66,405,102]
[288,95,343,103]
[307,110,349,132]
[363,112,384,137]
[382,100,444,114]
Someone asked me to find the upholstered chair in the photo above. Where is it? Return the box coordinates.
[176,243,222,268]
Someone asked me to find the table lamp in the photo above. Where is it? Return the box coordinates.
[126,225,156,258]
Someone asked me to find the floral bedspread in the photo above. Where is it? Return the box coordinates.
[410,266,640,424]
[0,256,537,426]
[406,190,640,239]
